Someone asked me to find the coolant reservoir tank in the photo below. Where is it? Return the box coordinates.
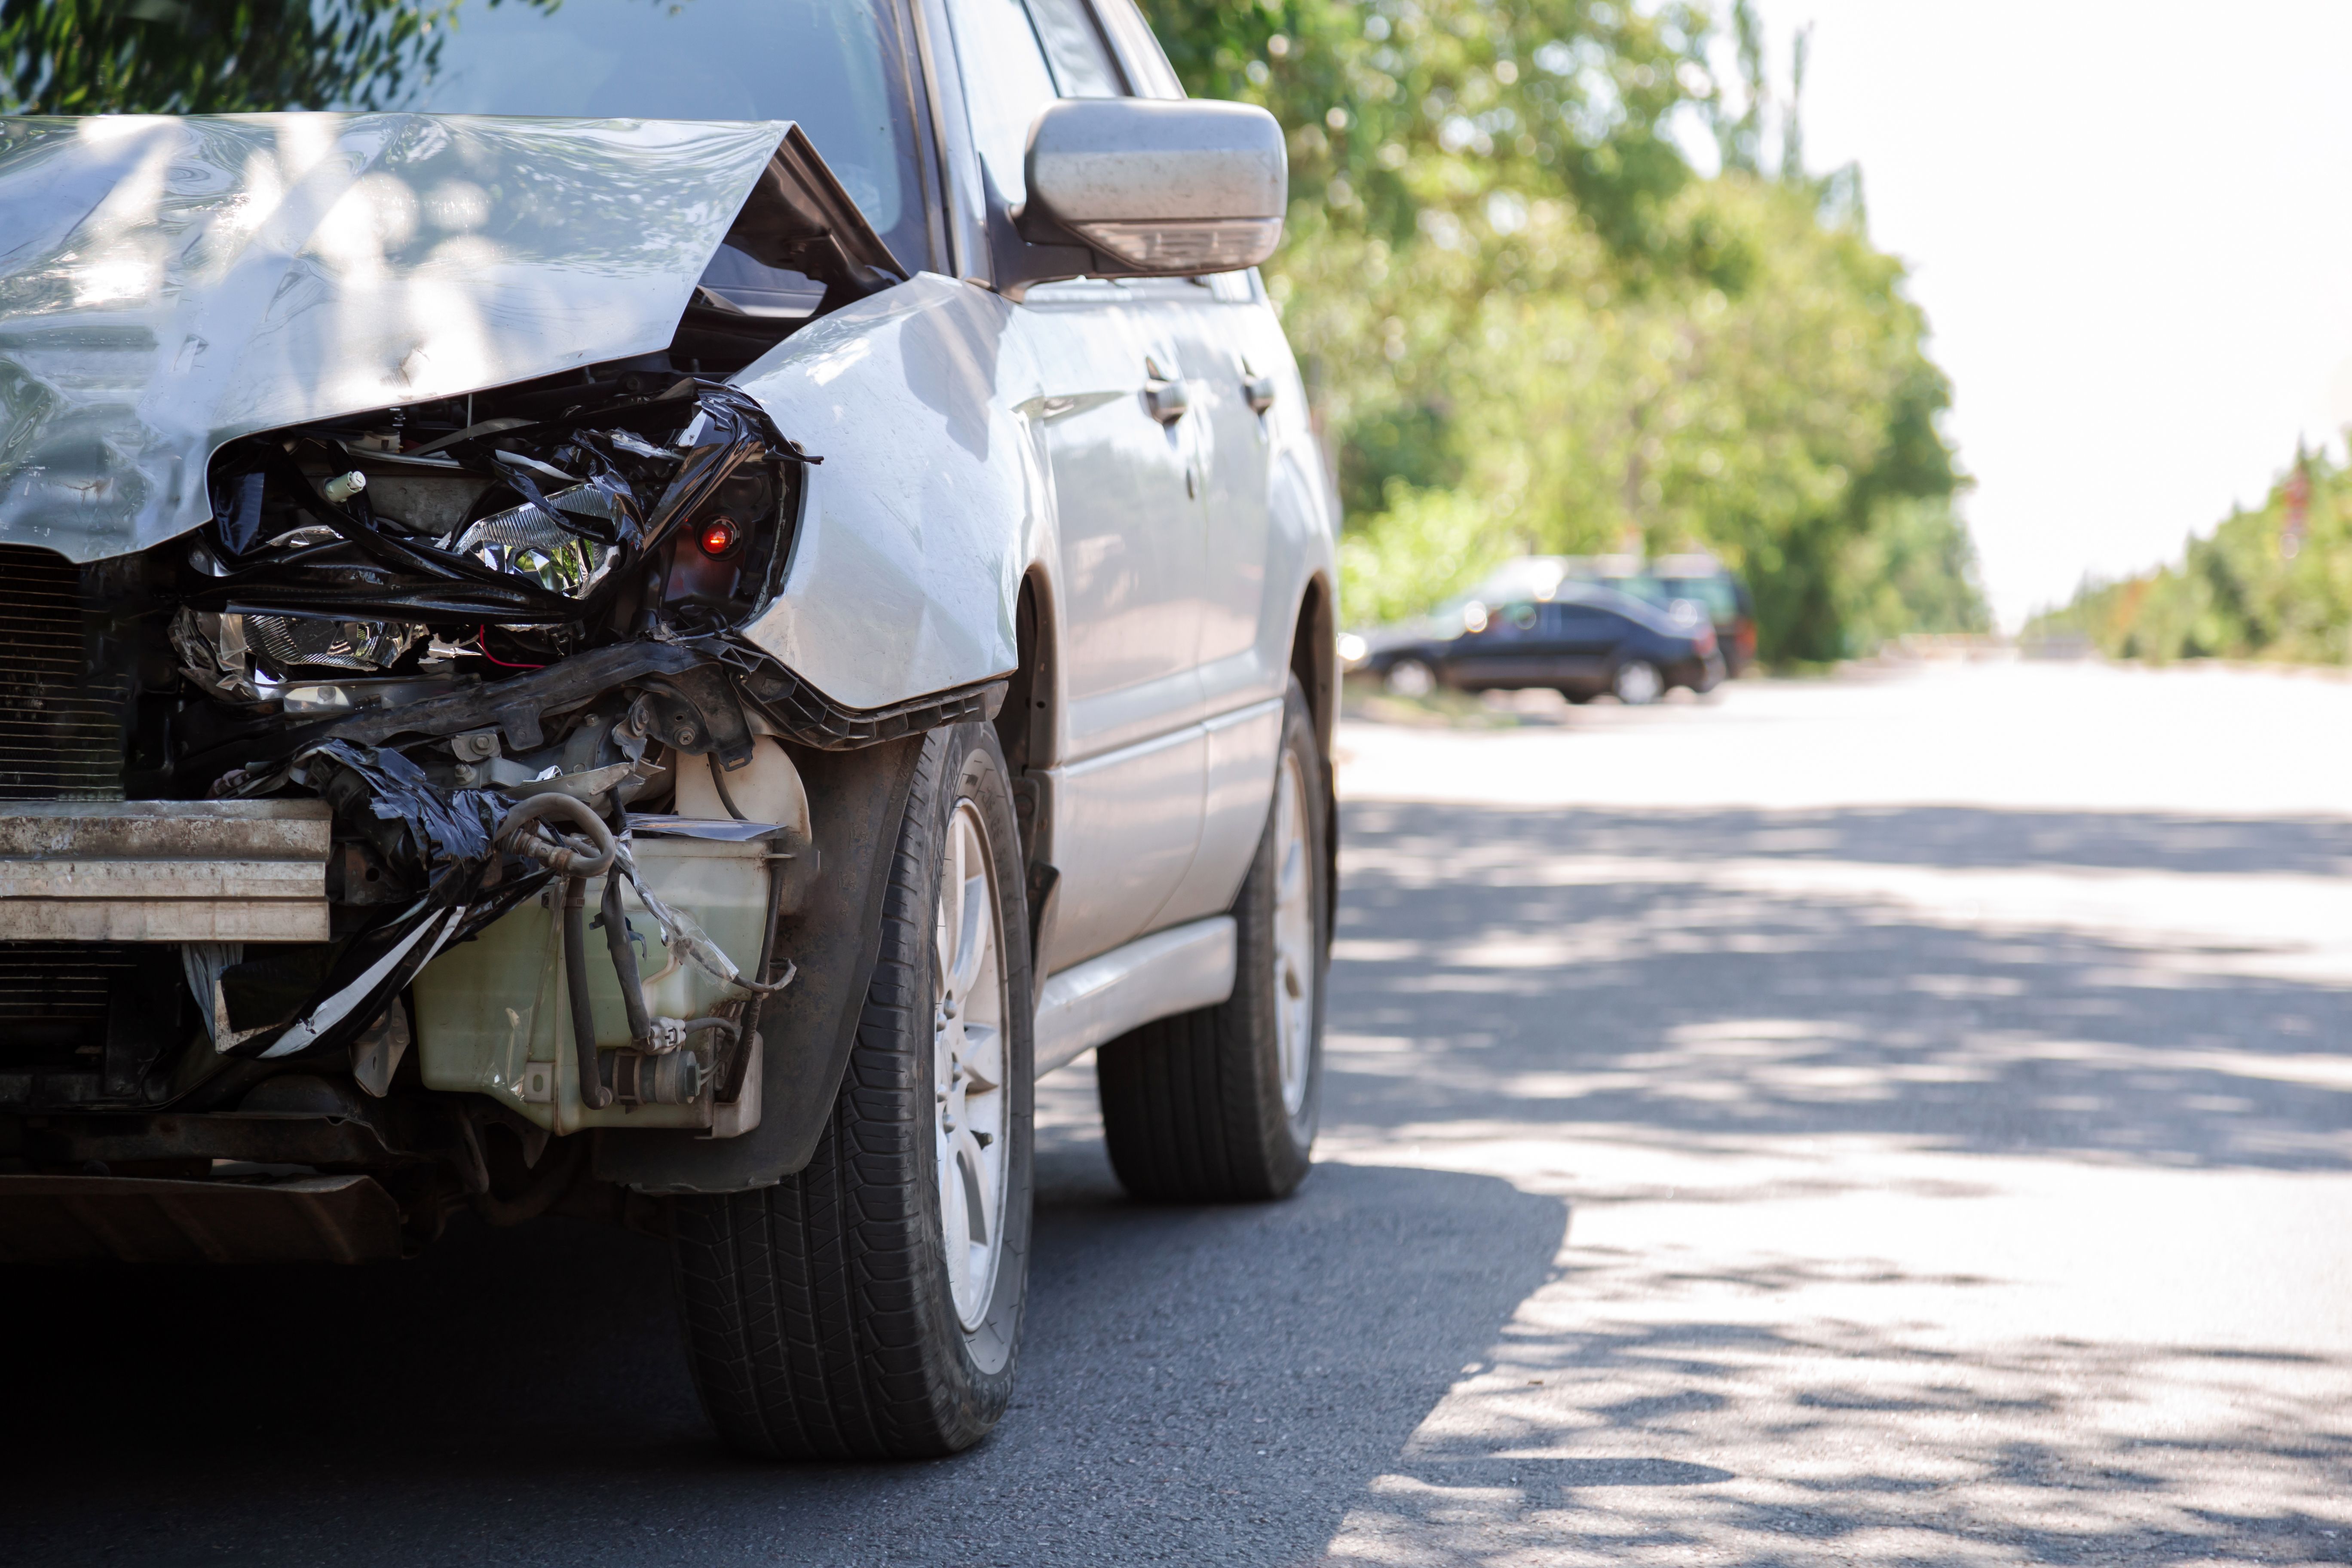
[673,736,809,839]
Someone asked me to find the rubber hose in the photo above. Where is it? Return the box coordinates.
[562,875,612,1109]
[495,793,617,878]
[600,870,655,1047]
[706,753,749,821]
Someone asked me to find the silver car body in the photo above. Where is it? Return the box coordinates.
[0,0,1335,1185]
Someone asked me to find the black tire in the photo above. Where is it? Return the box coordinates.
[670,722,1034,1459]
[1096,678,1330,1202]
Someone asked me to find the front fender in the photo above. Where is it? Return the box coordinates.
[732,274,1038,712]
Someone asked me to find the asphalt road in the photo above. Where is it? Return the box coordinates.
[7,659,2352,1566]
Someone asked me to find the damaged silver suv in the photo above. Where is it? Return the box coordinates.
[0,0,1336,1459]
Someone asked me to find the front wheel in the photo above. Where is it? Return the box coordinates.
[1097,678,1330,1201]
[669,722,1034,1459]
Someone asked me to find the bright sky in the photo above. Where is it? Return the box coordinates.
[1735,2,2352,628]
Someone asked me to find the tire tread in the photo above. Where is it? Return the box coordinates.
[671,730,1028,1460]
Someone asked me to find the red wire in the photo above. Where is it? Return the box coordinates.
[475,625,546,670]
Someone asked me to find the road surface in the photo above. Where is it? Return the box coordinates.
[6,659,2349,1566]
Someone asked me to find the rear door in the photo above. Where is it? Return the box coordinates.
[1551,603,1623,687]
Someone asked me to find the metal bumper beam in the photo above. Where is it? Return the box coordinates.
[0,801,331,942]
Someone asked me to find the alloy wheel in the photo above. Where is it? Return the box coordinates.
[934,799,1009,1330]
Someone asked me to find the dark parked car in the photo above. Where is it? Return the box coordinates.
[1349,583,1722,705]
[1633,554,1757,676]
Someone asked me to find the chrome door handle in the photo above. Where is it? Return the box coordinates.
[1145,376,1190,425]
[1242,373,1276,414]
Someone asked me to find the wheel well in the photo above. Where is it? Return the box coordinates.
[995,571,1060,977]
[1289,574,1335,761]
[1288,575,1338,949]
[995,572,1054,857]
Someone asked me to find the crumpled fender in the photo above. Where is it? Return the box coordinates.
[0,113,788,562]
[731,274,1039,711]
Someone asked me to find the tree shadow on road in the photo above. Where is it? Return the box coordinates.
[0,1141,1565,1568]
[1349,801,2352,878]
[1290,799,2352,1567]
[1335,802,2352,1173]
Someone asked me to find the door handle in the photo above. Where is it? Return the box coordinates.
[1242,373,1276,414]
[1145,376,1189,425]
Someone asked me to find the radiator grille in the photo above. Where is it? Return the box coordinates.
[0,545,125,801]
[0,941,138,1063]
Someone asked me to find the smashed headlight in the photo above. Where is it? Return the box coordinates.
[176,381,802,705]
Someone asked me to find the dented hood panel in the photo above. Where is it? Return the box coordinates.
[0,113,789,563]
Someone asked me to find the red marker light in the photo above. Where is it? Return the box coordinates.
[698,518,741,557]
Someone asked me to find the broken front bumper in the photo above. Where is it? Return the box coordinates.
[0,802,331,942]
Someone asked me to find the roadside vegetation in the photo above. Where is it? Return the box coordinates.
[1144,0,1988,661]
[2024,450,2352,665]
[1,0,1991,664]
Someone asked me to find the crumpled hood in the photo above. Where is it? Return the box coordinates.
[0,113,790,563]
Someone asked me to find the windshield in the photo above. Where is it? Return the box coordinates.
[1659,577,1741,621]
[3,0,931,273]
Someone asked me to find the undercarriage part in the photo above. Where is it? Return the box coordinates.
[0,1173,401,1264]
[349,999,413,1099]
[472,1127,589,1228]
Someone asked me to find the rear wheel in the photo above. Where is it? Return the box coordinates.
[1384,657,1435,697]
[1611,659,1663,706]
[669,722,1033,1459]
[1097,680,1329,1201]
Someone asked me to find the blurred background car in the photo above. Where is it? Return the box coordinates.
[1344,577,1722,705]
[1548,553,1758,677]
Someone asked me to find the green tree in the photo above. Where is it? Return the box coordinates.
[2028,450,2351,665]
[0,0,457,114]
[1148,0,1982,662]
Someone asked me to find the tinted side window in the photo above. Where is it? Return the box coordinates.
[1026,0,1126,95]
[1090,0,1186,97]
[944,0,1060,204]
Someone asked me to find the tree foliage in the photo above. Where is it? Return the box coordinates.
[2027,451,2349,664]
[0,0,458,114]
[1143,0,1986,660]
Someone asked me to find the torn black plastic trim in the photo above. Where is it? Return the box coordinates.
[734,659,1009,753]
[724,125,909,302]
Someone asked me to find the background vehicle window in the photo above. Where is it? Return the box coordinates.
[944,0,1060,205]
[1024,0,1126,97]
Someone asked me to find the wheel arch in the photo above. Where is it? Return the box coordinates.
[1286,573,1339,952]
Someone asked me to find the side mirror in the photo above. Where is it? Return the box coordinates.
[1005,98,1286,292]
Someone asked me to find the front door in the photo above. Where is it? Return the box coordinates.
[942,0,1210,972]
